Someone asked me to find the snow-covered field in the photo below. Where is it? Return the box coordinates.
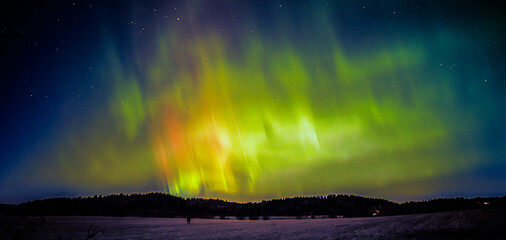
[1,209,505,239]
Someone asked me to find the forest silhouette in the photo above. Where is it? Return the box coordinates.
[1,193,504,219]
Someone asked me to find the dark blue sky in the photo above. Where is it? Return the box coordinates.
[1,1,506,203]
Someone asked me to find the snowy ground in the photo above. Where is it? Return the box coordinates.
[1,208,505,239]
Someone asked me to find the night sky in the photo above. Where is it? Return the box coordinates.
[1,1,506,204]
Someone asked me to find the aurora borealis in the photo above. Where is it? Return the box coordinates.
[1,1,506,203]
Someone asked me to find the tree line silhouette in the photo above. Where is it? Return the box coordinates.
[0,193,504,219]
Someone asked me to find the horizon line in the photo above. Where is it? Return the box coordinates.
[3,191,504,206]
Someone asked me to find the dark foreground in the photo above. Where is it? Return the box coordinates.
[1,208,505,240]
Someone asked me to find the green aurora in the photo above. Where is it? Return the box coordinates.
[1,1,505,203]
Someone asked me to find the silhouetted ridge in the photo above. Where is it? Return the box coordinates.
[0,193,504,218]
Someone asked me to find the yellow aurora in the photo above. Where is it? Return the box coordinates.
[20,2,493,203]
